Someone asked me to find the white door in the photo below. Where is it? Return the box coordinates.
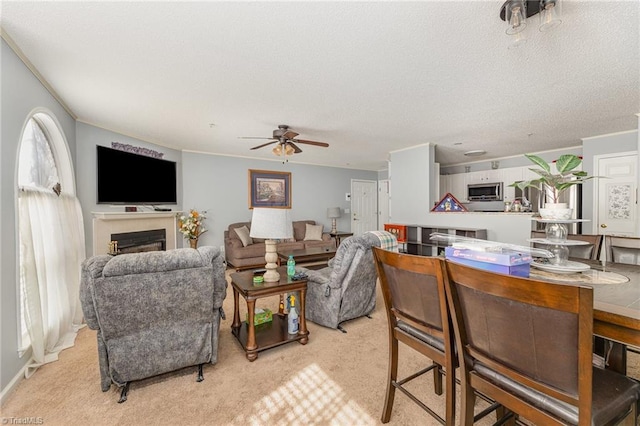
[351,179,377,236]
[594,153,638,236]
[378,180,390,230]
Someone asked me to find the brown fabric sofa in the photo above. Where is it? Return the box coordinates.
[224,220,334,270]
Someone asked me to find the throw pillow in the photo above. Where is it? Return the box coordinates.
[303,224,324,241]
[234,225,253,247]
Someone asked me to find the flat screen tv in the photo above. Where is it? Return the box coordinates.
[96,146,177,205]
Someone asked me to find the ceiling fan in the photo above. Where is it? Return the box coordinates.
[240,124,329,157]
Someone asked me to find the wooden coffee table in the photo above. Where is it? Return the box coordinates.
[277,247,336,268]
[230,266,309,361]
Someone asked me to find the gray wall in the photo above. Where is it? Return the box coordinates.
[74,123,376,255]
[181,152,376,250]
[389,144,434,224]
[1,40,77,391]
[75,122,183,258]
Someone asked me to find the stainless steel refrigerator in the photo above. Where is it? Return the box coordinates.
[516,185,582,234]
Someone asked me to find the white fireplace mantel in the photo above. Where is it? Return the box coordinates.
[92,212,179,255]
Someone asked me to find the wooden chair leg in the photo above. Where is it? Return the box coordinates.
[433,362,443,396]
[444,361,455,426]
[381,338,398,423]
[460,381,476,426]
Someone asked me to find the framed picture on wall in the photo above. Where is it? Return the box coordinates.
[248,169,292,209]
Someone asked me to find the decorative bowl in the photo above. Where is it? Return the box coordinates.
[539,208,573,220]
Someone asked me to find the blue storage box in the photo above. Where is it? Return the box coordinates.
[445,247,532,277]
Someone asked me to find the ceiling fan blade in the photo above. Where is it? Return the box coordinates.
[283,130,299,139]
[238,136,274,140]
[250,140,278,150]
[292,139,329,147]
[287,141,303,154]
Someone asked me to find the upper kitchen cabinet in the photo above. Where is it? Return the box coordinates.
[501,167,524,201]
[466,169,504,184]
[450,173,468,202]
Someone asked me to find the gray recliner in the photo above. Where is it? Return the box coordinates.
[80,246,227,402]
[300,231,397,332]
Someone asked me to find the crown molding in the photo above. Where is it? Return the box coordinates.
[1,28,77,120]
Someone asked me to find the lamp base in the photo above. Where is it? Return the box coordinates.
[263,239,280,282]
[330,218,337,234]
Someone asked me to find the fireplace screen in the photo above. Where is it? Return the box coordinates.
[110,229,166,254]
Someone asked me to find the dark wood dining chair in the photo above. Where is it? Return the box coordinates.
[444,259,640,426]
[531,231,603,260]
[606,235,640,265]
[372,247,455,425]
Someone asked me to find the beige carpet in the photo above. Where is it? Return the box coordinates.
[2,270,638,425]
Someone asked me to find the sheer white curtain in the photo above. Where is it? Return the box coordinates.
[18,118,85,377]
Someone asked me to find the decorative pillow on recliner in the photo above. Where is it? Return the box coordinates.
[234,225,253,247]
[304,224,324,241]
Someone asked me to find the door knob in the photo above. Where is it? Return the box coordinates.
[600,224,607,229]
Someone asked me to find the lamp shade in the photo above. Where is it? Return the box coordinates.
[249,208,293,239]
[327,207,341,219]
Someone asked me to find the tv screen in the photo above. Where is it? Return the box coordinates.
[96,146,177,205]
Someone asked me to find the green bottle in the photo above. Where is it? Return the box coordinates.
[287,255,295,277]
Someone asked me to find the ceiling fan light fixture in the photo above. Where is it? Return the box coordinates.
[272,144,282,156]
[284,144,295,156]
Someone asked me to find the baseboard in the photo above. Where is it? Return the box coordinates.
[0,364,27,407]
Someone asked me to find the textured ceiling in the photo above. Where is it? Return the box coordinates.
[2,1,638,170]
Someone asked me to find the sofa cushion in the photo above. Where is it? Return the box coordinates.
[293,220,315,241]
[304,223,324,241]
[228,222,250,238]
[234,225,253,247]
[232,242,267,259]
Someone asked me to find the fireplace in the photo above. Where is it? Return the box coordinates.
[110,229,166,254]
[92,212,178,256]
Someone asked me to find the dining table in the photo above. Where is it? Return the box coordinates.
[529,259,640,373]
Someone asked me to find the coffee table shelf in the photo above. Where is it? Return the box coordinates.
[232,315,303,353]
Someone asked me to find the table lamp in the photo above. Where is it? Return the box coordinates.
[327,207,341,234]
[249,208,293,282]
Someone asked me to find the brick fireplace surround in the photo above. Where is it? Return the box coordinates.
[92,212,178,255]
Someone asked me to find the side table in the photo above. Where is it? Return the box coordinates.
[230,266,309,361]
[329,231,353,249]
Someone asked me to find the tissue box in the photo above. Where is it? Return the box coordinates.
[445,247,532,277]
[246,308,273,325]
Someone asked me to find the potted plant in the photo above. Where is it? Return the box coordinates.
[509,153,598,219]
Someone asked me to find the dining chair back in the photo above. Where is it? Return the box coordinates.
[444,259,640,426]
[531,231,603,260]
[372,248,455,425]
[606,235,640,265]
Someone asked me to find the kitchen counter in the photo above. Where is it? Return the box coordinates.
[415,212,535,246]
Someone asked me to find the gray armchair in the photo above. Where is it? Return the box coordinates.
[80,246,227,402]
[300,231,397,332]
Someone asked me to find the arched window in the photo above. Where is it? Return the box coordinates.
[17,111,85,377]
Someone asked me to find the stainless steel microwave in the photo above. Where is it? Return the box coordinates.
[467,182,503,201]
